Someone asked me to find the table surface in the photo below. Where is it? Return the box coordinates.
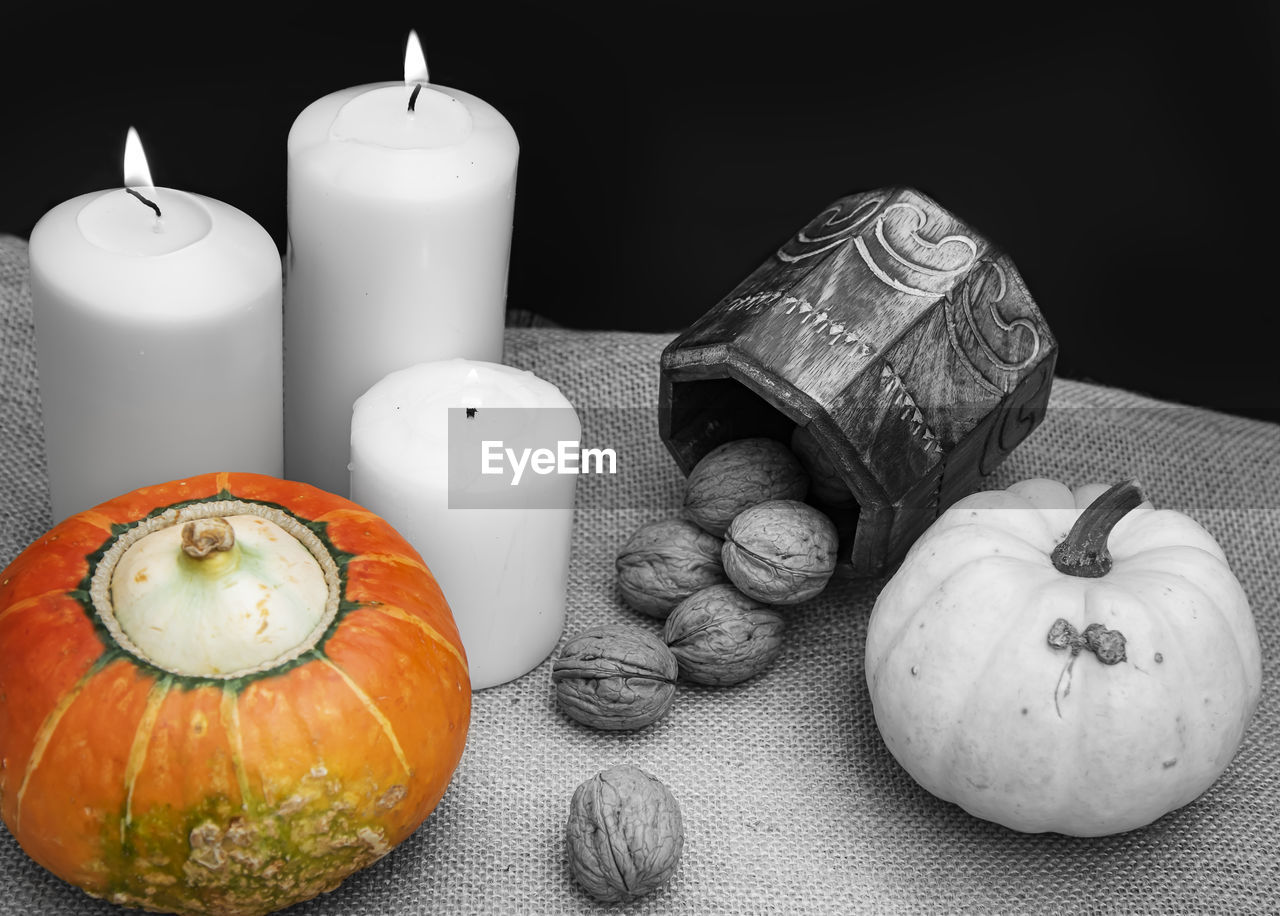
[1,234,1277,915]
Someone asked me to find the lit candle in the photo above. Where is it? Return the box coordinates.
[28,128,283,522]
[285,30,520,496]
[349,359,579,690]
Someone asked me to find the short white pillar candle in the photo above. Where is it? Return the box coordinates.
[350,359,579,689]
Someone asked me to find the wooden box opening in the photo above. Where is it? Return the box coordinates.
[659,372,863,578]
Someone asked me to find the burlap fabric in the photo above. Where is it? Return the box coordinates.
[1,233,1276,914]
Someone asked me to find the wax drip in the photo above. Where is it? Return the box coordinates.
[408,84,423,113]
[126,187,162,219]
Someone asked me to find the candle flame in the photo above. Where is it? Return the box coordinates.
[404,29,429,84]
[465,368,480,382]
[123,127,156,192]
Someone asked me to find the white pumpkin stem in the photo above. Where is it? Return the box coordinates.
[1050,479,1145,579]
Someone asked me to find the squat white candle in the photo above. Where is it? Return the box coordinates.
[350,359,579,690]
[285,30,519,496]
[28,129,282,522]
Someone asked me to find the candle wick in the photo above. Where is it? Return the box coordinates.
[126,187,163,219]
[408,83,423,113]
[465,407,477,419]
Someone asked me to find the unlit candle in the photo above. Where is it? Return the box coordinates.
[350,359,579,690]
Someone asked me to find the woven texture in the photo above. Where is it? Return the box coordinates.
[1,233,1277,914]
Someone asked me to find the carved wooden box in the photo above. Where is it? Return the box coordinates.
[658,187,1057,577]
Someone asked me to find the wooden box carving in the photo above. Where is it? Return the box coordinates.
[658,187,1057,577]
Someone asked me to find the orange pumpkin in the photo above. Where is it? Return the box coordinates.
[0,472,470,916]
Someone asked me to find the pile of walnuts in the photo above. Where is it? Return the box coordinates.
[553,433,850,902]
[553,434,849,726]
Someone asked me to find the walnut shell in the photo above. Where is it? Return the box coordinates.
[616,518,728,618]
[722,499,838,605]
[790,424,857,508]
[566,764,684,903]
[552,625,678,730]
[663,584,786,685]
[683,438,809,536]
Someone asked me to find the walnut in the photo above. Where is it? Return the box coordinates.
[552,625,678,730]
[663,584,786,685]
[616,518,728,618]
[566,764,684,903]
[722,499,838,605]
[790,424,857,508]
[683,438,809,536]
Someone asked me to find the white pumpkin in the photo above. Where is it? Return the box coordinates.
[865,478,1262,836]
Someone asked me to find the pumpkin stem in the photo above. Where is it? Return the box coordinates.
[182,518,236,558]
[180,518,240,577]
[1050,479,1146,578]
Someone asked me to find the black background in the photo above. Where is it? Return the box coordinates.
[2,3,1277,421]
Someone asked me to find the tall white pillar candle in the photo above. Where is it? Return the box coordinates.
[28,129,283,523]
[285,31,519,496]
[350,359,579,690]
